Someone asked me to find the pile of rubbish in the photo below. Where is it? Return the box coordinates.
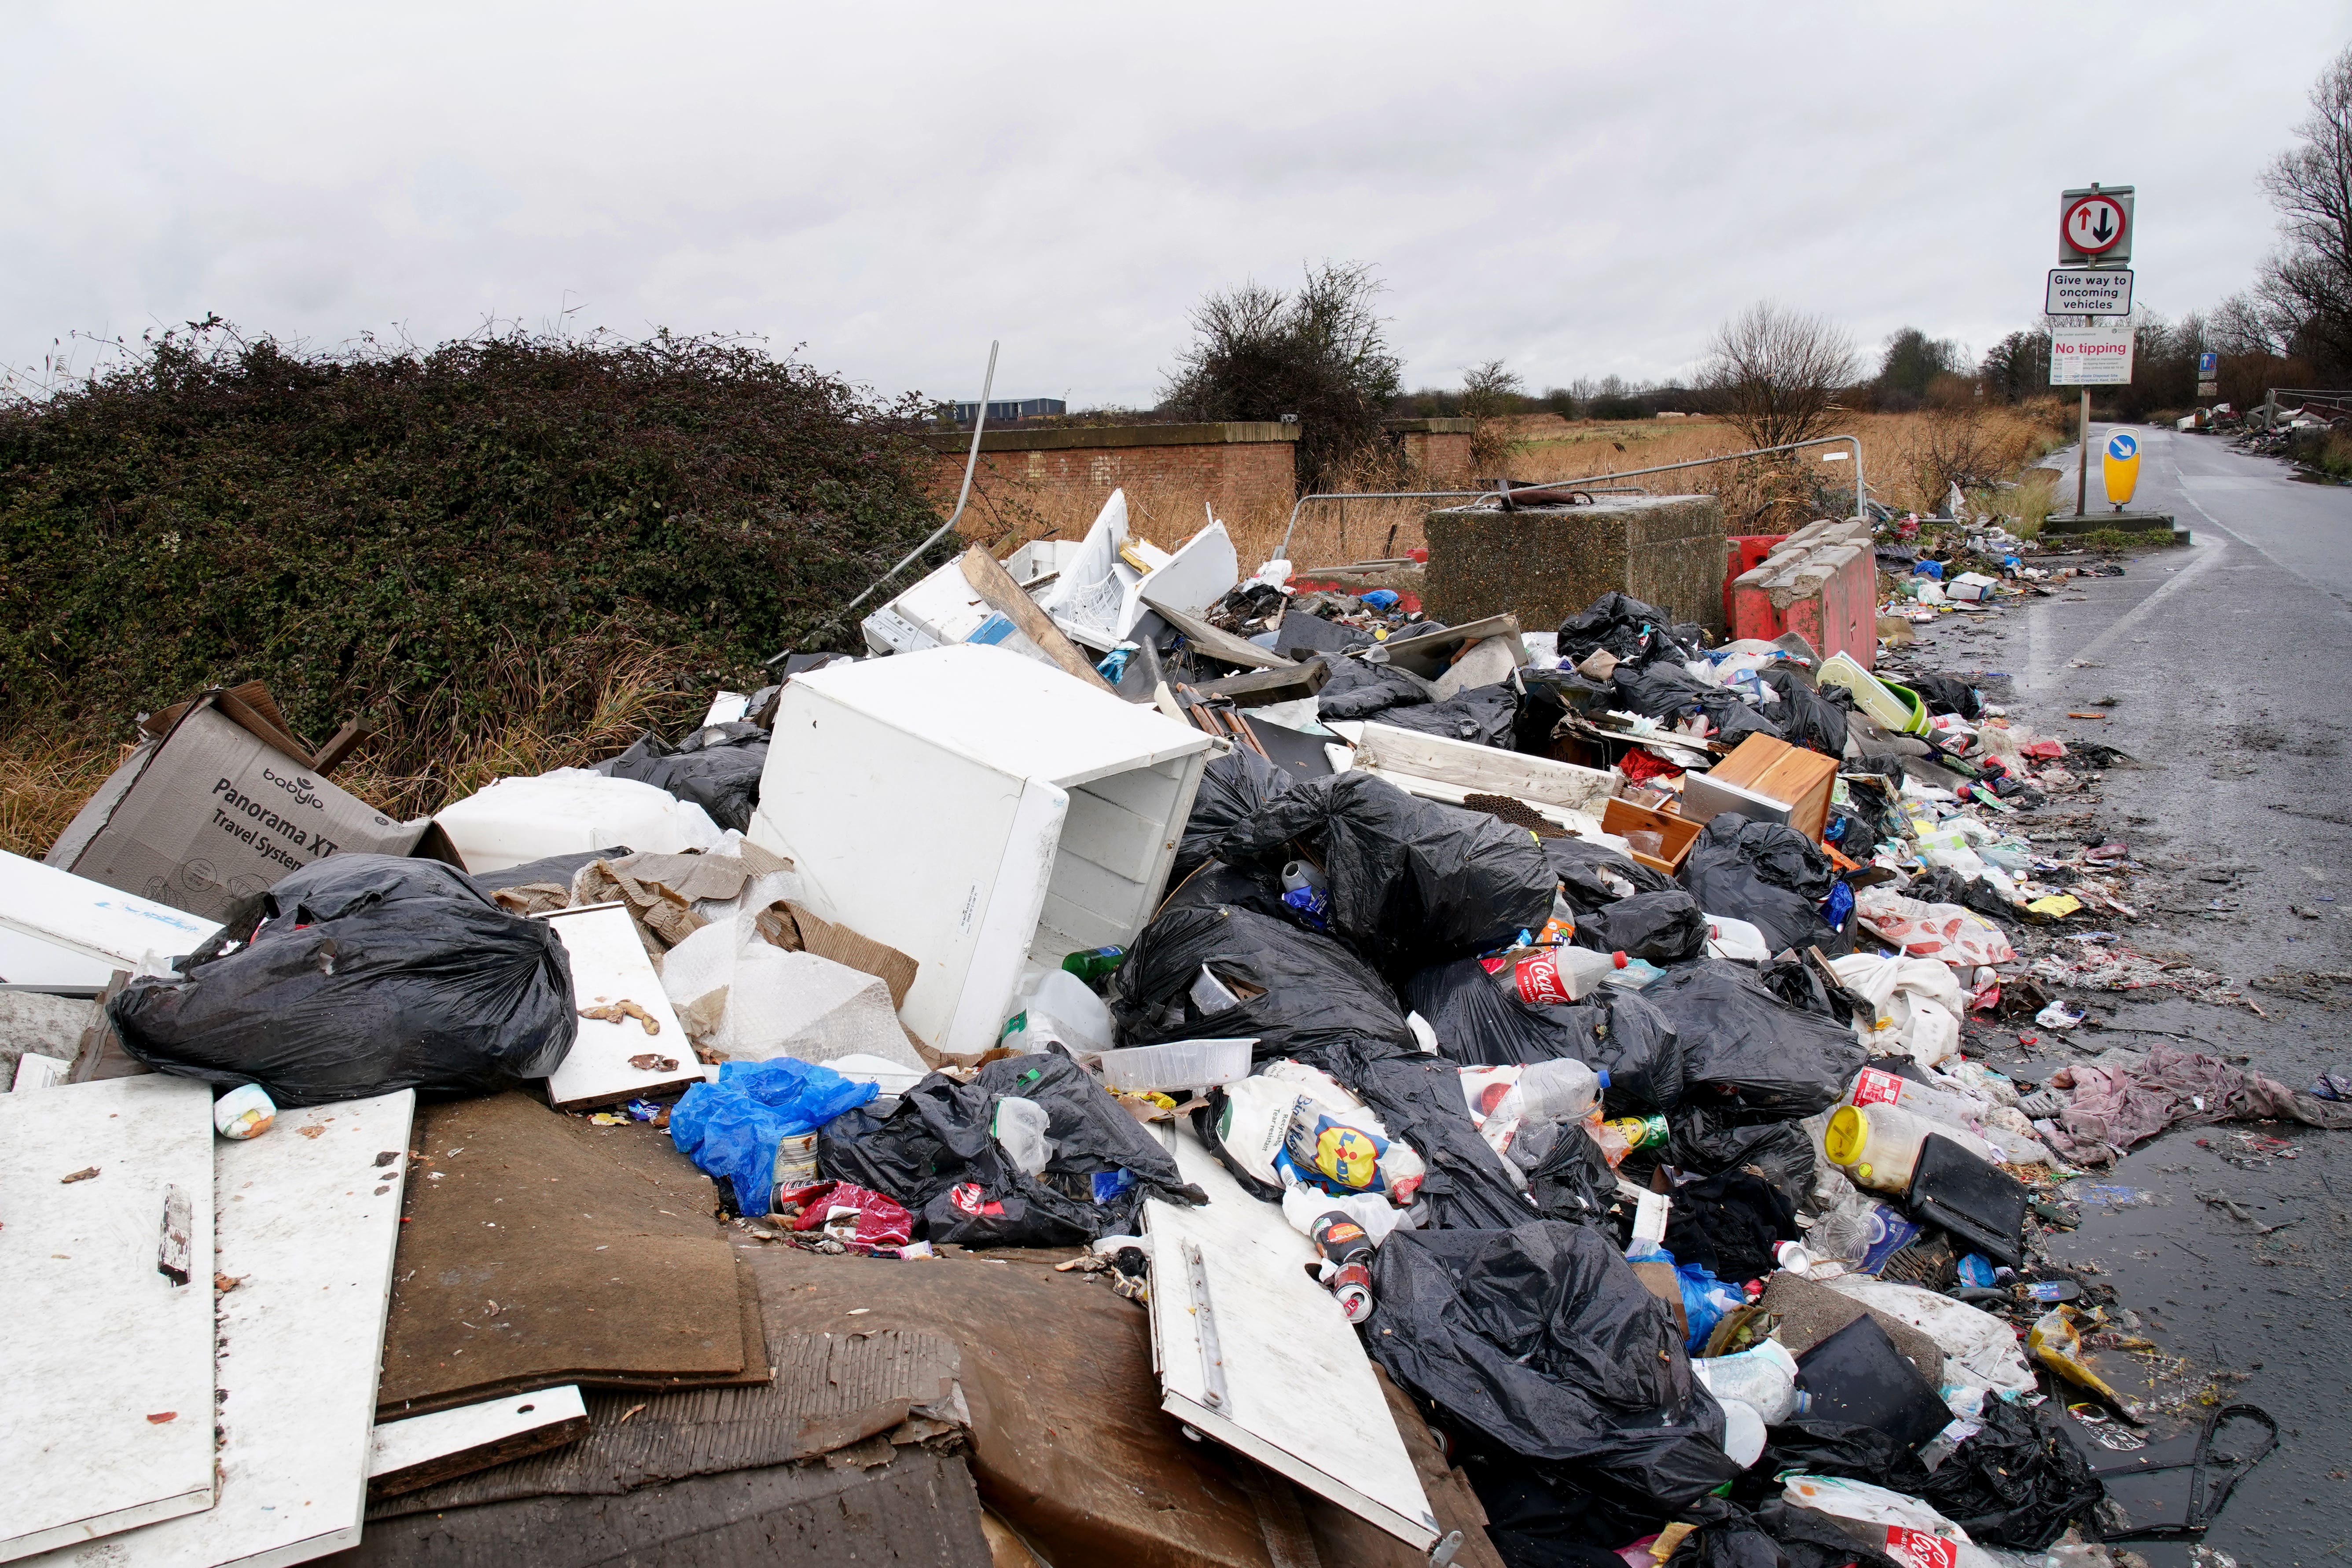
[4,484,2326,1568]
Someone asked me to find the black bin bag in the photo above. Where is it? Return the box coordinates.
[1107,901,1417,1059]
[1641,960,1867,1117]
[593,721,768,833]
[1172,746,1292,883]
[1570,889,1705,964]
[1922,1394,2104,1550]
[110,854,576,1106]
[1401,964,1683,1114]
[1544,834,1677,914]
[1213,769,1556,980]
[1678,814,1844,956]
[1365,1221,1745,1513]
[817,1050,1205,1247]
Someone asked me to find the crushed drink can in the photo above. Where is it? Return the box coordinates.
[1308,1211,1376,1324]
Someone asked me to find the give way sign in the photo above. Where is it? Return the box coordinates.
[2059,187,2133,264]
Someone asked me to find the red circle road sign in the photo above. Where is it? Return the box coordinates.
[2064,193,2128,255]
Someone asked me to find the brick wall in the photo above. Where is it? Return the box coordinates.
[921,422,1299,543]
[1383,419,1475,486]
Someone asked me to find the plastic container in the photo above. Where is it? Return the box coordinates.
[992,1095,1051,1175]
[1500,1059,1603,1126]
[1692,1337,1803,1423]
[1022,969,1112,1053]
[1702,914,1772,963]
[1793,1313,1952,1452]
[1823,1101,1933,1194]
[1716,1398,1767,1468]
[1602,957,1664,991]
[1095,1037,1255,1093]
[213,1083,276,1140]
[1839,1068,2008,1166]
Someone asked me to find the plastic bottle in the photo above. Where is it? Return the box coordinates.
[1824,1101,2003,1192]
[1280,860,1332,930]
[1691,1338,1804,1423]
[1308,1211,1376,1323]
[1485,945,1630,1004]
[992,1096,1052,1175]
[1503,1059,1603,1127]
[1842,1066,2021,1164]
[1061,946,1126,985]
[1594,1113,1669,1167]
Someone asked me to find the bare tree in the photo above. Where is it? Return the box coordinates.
[1700,302,1859,450]
[2253,46,2352,375]
[1459,358,1524,471]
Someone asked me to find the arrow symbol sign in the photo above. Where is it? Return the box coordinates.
[2091,208,2113,241]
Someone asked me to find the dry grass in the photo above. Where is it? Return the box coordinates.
[0,645,708,861]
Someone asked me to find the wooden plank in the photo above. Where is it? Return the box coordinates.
[17,1091,418,1568]
[1142,1129,1440,1551]
[368,1387,590,1500]
[1,1077,217,1561]
[1139,593,1297,671]
[1184,660,1331,708]
[1352,722,1618,815]
[534,904,706,1111]
[959,545,1119,695]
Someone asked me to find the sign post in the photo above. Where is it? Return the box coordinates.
[2197,351,2218,400]
[2048,184,2135,517]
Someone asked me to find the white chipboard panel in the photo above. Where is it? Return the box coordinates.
[0,1077,219,1561]
[536,904,705,1109]
[21,1090,418,1568]
[1142,1130,1439,1550]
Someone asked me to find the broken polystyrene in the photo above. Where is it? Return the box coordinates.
[435,768,723,874]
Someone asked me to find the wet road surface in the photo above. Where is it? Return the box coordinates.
[1898,425,2352,1564]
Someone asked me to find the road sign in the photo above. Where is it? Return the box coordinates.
[2198,351,2218,378]
[2198,382,2220,398]
[2058,186,2134,265]
[2051,319,2134,385]
[2103,430,2142,506]
[2046,268,2134,316]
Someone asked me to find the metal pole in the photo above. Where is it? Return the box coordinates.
[838,341,999,617]
[2076,383,2091,517]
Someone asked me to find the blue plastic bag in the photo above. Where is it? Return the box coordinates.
[1628,1241,1746,1352]
[670,1057,878,1215]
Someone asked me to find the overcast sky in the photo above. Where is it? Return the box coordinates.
[7,5,2343,408]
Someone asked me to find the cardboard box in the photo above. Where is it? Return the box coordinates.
[46,686,456,921]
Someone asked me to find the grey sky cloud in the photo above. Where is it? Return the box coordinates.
[5,4,2341,406]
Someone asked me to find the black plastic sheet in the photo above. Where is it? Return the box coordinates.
[1514,667,1616,753]
[1921,1394,2103,1550]
[1679,815,1844,956]
[1641,960,1867,1117]
[1571,890,1706,963]
[1666,1502,1905,1568]
[1370,682,1521,748]
[1735,1420,1931,1508]
[1759,666,1850,757]
[1906,672,1984,720]
[1311,655,1431,720]
[1660,1171,1798,1282]
[1108,901,1417,1058]
[1173,746,1293,882]
[1364,1221,1743,1512]
[1667,1106,1816,1208]
[1556,592,1700,669]
[1213,769,1556,980]
[816,1049,1205,1246]
[1611,665,1786,747]
[111,854,576,1105]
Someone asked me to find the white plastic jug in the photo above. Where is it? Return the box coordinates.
[1692,1338,1804,1424]
[1020,969,1112,1054]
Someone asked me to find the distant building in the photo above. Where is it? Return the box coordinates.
[946,397,1066,425]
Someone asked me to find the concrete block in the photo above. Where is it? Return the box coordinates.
[1422,494,1727,638]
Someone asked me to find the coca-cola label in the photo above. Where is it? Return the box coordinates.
[948,1183,1003,1217]
[1852,1066,1905,1107]
[1882,1527,1958,1568]
[1511,951,1571,1006]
